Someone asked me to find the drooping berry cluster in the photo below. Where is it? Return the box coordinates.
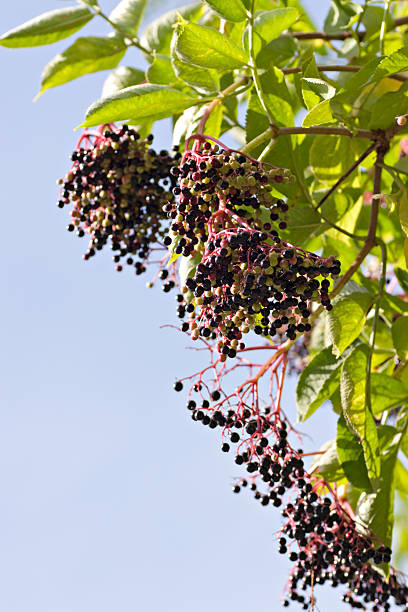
[163,136,293,257]
[173,354,408,611]
[177,228,339,358]
[58,124,180,275]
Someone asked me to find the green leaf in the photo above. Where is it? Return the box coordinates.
[327,280,372,357]
[395,267,408,294]
[362,5,393,40]
[356,425,406,550]
[173,20,248,70]
[202,0,247,22]
[253,8,299,44]
[296,346,343,422]
[179,250,203,288]
[368,83,408,130]
[398,186,408,239]
[146,54,177,84]
[108,0,147,38]
[38,35,127,95]
[301,78,335,108]
[392,316,408,361]
[309,135,355,185]
[102,66,145,97]
[0,6,94,48]
[83,83,199,126]
[140,3,204,57]
[395,459,408,496]
[257,67,294,126]
[256,36,297,69]
[371,373,408,414]
[172,57,219,92]
[340,344,381,484]
[374,46,408,81]
[310,439,345,482]
[324,0,361,35]
[302,99,334,127]
[337,414,371,490]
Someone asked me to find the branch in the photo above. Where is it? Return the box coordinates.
[197,77,249,134]
[365,239,387,419]
[91,5,154,57]
[283,65,408,83]
[316,143,377,210]
[329,147,386,300]
[290,15,408,42]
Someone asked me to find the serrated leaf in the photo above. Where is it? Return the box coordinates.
[395,267,408,294]
[256,36,297,69]
[0,6,94,48]
[356,425,406,551]
[140,3,204,57]
[102,66,145,97]
[257,67,294,125]
[83,84,199,126]
[309,135,355,185]
[301,77,335,109]
[392,316,408,361]
[327,280,372,356]
[38,36,127,95]
[337,414,371,490]
[109,0,147,38]
[340,344,381,484]
[296,346,343,422]
[173,21,248,70]
[368,83,408,130]
[302,99,334,127]
[146,54,177,84]
[172,57,219,92]
[371,373,408,413]
[395,459,408,496]
[253,8,299,44]
[202,0,247,22]
[375,45,408,81]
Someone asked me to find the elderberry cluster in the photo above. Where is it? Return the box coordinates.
[173,379,408,610]
[58,125,180,275]
[163,140,293,257]
[177,228,339,358]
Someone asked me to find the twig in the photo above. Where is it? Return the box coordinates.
[197,77,249,134]
[330,147,387,299]
[366,239,387,419]
[90,5,153,57]
[241,126,379,155]
[283,65,408,82]
[290,15,408,42]
[316,143,377,210]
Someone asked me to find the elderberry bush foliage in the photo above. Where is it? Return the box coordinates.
[7,0,408,610]
[58,125,179,276]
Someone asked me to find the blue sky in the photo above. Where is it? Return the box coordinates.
[0,2,365,611]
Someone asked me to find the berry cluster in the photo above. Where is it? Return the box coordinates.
[58,124,180,275]
[174,373,408,611]
[163,136,293,257]
[178,227,339,358]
